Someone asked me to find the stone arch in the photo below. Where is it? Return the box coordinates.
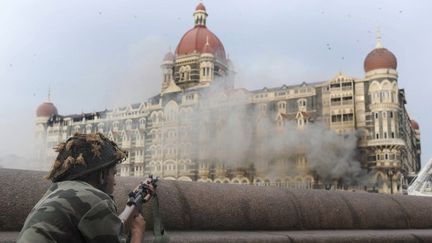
[375,171,386,192]
[240,177,250,185]
[253,177,263,186]
[369,81,381,92]
[178,176,192,182]
[294,176,304,189]
[304,176,314,189]
[381,80,392,90]
[121,130,128,142]
[285,177,294,189]
[107,131,114,140]
[150,112,158,123]
[134,130,141,140]
[369,81,381,104]
[163,159,176,172]
[164,100,179,122]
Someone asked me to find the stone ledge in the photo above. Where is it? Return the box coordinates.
[4,230,432,243]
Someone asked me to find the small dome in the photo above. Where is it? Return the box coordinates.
[364,48,397,72]
[196,3,206,11]
[163,51,175,62]
[36,102,58,117]
[411,120,419,130]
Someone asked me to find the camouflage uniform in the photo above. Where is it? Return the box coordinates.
[17,180,126,243]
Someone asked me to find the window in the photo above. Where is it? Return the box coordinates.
[98,123,104,133]
[139,118,146,129]
[86,124,92,134]
[375,113,379,119]
[113,121,119,132]
[343,113,353,122]
[331,115,342,123]
[259,103,267,113]
[126,119,132,130]
[298,99,307,111]
[390,111,393,118]
[179,65,191,81]
[278,101,286,110]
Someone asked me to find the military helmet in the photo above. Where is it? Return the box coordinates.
[46,133,128,182]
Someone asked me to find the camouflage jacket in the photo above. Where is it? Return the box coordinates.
[17,180,127,243]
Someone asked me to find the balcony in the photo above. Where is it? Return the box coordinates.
[367,138,405,147]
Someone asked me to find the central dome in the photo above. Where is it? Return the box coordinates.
[175,3,226,61]
[175,26,226,60]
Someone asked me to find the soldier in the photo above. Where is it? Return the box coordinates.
[17,133,147,243]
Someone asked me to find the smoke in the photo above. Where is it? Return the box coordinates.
[107,35,170,109]
[0,154,40,171]
[187,75,367,185]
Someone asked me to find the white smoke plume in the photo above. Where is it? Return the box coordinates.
[188,76,367,185]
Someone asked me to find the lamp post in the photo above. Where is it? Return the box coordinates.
[387,168,396,194]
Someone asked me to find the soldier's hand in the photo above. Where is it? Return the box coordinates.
[130,213,145,243]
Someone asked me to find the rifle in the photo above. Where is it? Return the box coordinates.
[118,175,158,224]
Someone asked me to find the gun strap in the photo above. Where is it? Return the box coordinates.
[152,193,169,243]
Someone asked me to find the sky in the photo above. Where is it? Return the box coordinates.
[0,0,431,169]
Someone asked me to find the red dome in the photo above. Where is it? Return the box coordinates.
[364,48,397,72]
[196,3,206,11]
[411,120,419,130]
[163,51,175,62]
[175,26,226,60]
[36,102,58,117]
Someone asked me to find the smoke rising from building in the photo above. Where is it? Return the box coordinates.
[187,77,367,185]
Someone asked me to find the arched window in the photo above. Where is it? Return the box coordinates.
[139,118,146,129]
[200,62,213,81]
[297,98,307,111]
[85,124,92,134]
[278,101,287,112]
[112,121,119,132]
[255,179,262,186]
[125,119,132,130]
[97,123,104,133]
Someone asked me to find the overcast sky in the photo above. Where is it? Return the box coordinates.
[0,0,431,168]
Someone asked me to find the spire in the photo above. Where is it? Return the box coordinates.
[375,28,383,49]
[193,2,208,26]
[47,86,51,102]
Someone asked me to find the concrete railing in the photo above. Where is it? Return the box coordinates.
[1,168,432,242]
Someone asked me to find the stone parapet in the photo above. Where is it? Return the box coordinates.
[2,168,432,242]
